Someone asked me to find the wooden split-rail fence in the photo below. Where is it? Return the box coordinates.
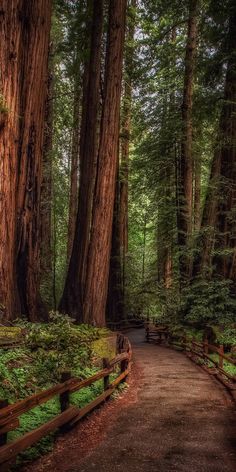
[107,317,145,332]
[146,323,236,396]
[0,333,132,471]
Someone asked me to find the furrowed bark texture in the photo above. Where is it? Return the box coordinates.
[194,4,236,280]
[107,0,136,322]
[59,0,103,320]
[83,0,127,326]
[0,0,51,321]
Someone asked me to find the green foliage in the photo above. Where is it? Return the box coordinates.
[216,326,236,347]
[0,317,113,466]
[183,279,236,324]
[125,0,236,330]
[208,353,236,376]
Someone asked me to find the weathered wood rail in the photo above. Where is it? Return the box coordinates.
[0,333,132,470]
[107,317,145,331]
[146,323,236,395]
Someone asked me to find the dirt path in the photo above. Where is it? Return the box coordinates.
[23,329,236,472]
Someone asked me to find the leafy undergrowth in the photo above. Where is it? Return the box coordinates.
[168,323,236,376]
[168,323,236,349]
[0,313,120,467]
[207,353,236,376]
[169,324,204,342]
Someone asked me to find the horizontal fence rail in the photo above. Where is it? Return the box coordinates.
[107,317,145,331]
[145,323,236,393]
[0,333,132,470]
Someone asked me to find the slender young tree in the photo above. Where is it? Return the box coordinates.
[119,0,136,271]
[106,168,124,322]
[67,78,80,261]
[177,0,198,284]
[194,151,201,232]
[41,43,54,308]
[0,0,51,321]
[83,0,127,326]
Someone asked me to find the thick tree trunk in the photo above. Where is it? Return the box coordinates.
[0,0,51,321]
[83,0,127,326]
[59,0,103,320]
[107,0,136,322]
[177,0,198,284]
[67,80,80,261]
[193,4,236,279]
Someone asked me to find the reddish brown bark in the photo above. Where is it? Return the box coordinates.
[107,0,136,322]
[177,0,198,283]
[194,5,236,280]
[0,0,51,321]
[83,0,127,326]
[59,0,103,320]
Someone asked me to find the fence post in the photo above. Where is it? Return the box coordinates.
[59,371,71,432]
[0,399,8,446]
[116,333,124,354]
[120,350,129,383]
[204,338,209,355]
[165,331,169,344]
[218,345,224,369]
[60,371,71,412]
[103,358,110,391]
[146,323,150,343]
[182,335,186,351]
[191,337,194,353]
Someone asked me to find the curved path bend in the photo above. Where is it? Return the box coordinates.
[24,329,236,472]
[79,329,236,472]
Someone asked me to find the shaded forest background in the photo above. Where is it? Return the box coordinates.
[0,0,236,329]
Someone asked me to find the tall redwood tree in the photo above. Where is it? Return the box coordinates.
[194,2,236,281]
[59,0,104,320]
[83,0,127,326]
[107,0,136,321]
[0,0,51,321]
[177,0,198,284]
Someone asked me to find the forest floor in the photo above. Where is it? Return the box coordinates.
[21,329,236,472]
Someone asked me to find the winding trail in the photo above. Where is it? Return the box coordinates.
[24,329,236,472]
[79,329,236,472]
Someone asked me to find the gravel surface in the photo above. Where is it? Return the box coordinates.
[22,329,236,472]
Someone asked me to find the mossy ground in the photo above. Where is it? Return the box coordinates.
[0,314,118,467]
